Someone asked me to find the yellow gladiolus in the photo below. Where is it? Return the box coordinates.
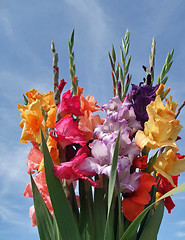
[135,95,182,150]
[153,148,185,187]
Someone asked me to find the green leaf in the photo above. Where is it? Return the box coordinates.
[125,44,129,57]
[160,65,166,81]
[125,56,131,74]
[116,176,124,240]
[112,45,116,63]
[70,183,79,223]
[105,201,115,240]
[119,66,124,82]
[79,180,93,240]
[41,130,81,240]
[143,151,158,174]
[120,47,125,66]
[115,63,119,80]
[161,76,168,85]
[23,94,28,105]
[31,175,54,240]
[104,129,121,239]
[120,183,185,240]
[122,38,126,50]
[53,214,62,240]
[93,186,107,240]
[70,29,75,49]
[138,201,164,240]
[108,52,115,72]
[107,129,121,216]
[166,60,173,73]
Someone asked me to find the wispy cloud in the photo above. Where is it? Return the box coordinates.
[0,142,30,192]
[176,232,185,238]
[173,195,185,200]
[0,8,14,37]
[0,204,25,226]
[64,0,109,41]
[0,141,35,235]
[177,221,185,226]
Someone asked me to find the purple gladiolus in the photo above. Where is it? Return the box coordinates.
[127,83,159,128]
[80,95,142,194]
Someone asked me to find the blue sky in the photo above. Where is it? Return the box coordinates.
[0,0,185,239]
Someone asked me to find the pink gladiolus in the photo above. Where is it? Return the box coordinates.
[58,90,83,117]
[23,171,53,226]
[26,141,43,174]
[54,146,97,186]
[50,115,86,148]
[29,205,37,226]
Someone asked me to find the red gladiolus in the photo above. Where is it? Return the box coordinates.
[132,155,148,170]
[58,79,67,93]
[156,174,179,213]
[176,153,185,159]
[122,173,156,222]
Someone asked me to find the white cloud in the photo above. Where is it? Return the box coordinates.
[63,0,110,54]
[0,203,25,226]
[0,142,30,191]
[173,196,185,200]
[177,221,185,226]
[0,142,35,232]
[0,8,14,37]
[176,231,185,238]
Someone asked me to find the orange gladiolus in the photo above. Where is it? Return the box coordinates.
[77,86,100,113]
[37,91,56,112]
[45,107,57,128]
[18,100,45,144]
[25,89,38,103]
[78,111,104,142]
[38,136,60,172]
[26,89,56,112]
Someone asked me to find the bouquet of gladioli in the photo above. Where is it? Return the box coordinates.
[18,30,185,240]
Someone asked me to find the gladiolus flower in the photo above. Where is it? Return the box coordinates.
[78,111,104,142]
[50,115,86,148]
[36,91,56,112]
[58,79,67,93]
[38,136,60,172]
[26,142,43,174]
[127,83,159,128]
[23,171,53,226]
[132,155,148,170]
[135,95,182,150]
[25,89,38,103]
[18,99,45,144]
[77,87,100,113]
[26,89,56,112]
[54,146,97,186]
[153,148,185,187]
[58,90,83,117]
[122,173,156,222]
[156,174,179,213]
[45,107,57,128]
